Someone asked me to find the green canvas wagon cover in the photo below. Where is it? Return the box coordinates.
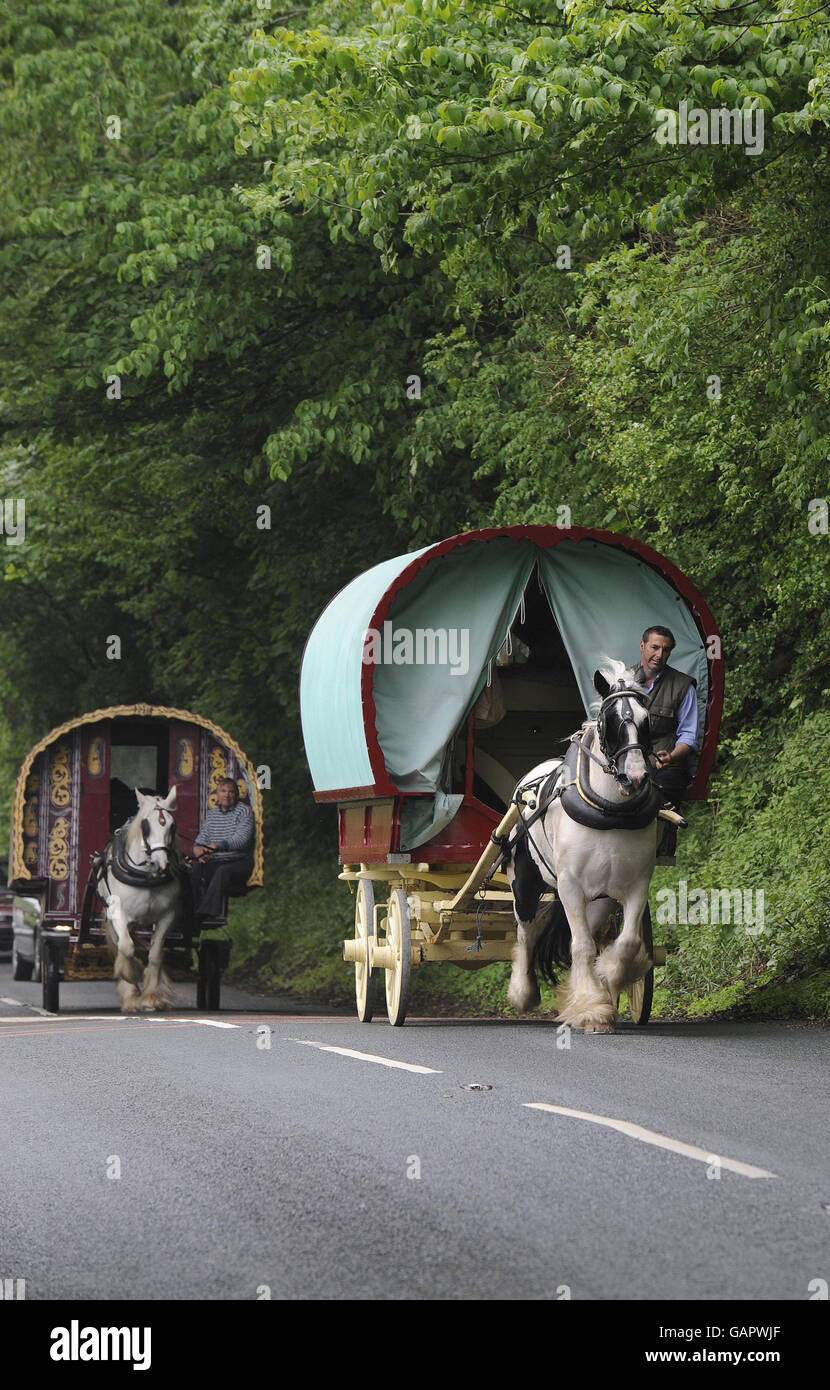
[300,525,722,854]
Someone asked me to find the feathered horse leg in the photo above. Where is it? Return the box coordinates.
[507,909,547,1012]
[106,893,141,1013]
[594,886,653,1007]
[137,905,177,1011]
[506,834,551,1013]
[554,877,616,1032]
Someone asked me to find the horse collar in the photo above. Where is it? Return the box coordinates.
[109,825,177,888]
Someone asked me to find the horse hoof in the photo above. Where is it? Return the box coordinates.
[583,1021,615,1034]
[138,994,168,1012]
[508,988,541,1013]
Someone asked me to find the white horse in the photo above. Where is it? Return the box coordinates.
[98,787,182,1013]
[506,661,662,1032]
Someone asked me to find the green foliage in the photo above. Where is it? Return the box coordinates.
[0,0,827,1014]
[653,707,830,1015]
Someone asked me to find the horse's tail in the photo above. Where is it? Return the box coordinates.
[531,898,572,985]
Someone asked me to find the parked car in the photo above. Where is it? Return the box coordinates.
[11,894,42,980]
[0,890,12,959]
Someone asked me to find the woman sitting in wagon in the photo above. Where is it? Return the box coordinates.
[190,777,254,922]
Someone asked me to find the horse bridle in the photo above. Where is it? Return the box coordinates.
[137,807,178,869]
[595,688,653,778]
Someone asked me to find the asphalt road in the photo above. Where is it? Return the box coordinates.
[0,963,827,1302]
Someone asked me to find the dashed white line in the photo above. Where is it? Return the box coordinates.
[0,997,24,1007]
[172,1018,240,1029]
[524,1102,776,1178]
[291,1039,441,1074]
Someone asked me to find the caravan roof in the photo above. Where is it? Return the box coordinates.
[300,525,722,805]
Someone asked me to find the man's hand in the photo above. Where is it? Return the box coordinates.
[192,843,218,859]
[655,742,692,769]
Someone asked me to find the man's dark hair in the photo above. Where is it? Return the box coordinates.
[641,625,676,649]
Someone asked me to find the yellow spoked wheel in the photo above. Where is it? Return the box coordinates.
[384,889,411,1028]
[354,879,376,1023]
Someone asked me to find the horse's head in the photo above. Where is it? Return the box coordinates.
[593,666,652,793]
[135,786,178,875]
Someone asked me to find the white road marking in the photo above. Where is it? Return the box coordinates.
[291,1039,441,1074]
[524,1102,777,1178]
[174,1018,239,1029]
[0,1014,238,1028]
[0,1014,133,1024]
[0,997,24,1007]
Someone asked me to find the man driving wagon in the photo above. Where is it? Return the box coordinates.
[190,777,255,924]
[633,624,699,857]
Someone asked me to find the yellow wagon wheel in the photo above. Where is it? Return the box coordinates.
[354,878,376,1023]
[384,888,411,1028]
[627,903,654,1026]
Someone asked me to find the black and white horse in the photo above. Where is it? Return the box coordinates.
[506,662,661,1032]
[97,787,182,1012]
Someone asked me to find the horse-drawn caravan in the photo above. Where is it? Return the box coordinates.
[8,704,263,1012]
[301,525,723,1029]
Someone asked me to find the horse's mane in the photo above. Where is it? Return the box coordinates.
[587,656,646,718]
[599,656,632,685]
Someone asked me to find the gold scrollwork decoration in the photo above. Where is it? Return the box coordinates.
[87,737,105,777]
[175,737,194,779]
[51,744,71,808]
[48,815,70,880]
[207,747,227,806]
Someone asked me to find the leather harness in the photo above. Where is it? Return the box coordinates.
[78,809,195,947]
[489,687,667,881]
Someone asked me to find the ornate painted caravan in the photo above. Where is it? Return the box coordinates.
[9,704,263,1011]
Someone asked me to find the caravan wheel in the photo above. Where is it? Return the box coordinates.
[384,890,411,1028]
[12,940,33,982]
[354,879,376,1023]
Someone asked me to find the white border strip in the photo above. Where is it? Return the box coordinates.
[0,1013,130,1024]
[0,1014,239,1028]
[524,1103,776,1178]
[292,1039,441,1074]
